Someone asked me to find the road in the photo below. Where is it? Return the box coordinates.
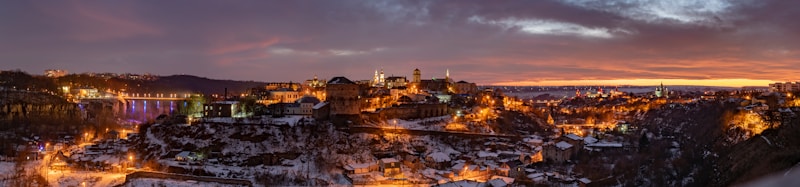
[348,125,519,140]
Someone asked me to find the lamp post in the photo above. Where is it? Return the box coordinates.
[128,154,134,171]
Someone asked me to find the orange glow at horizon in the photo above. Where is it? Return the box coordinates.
[491,79,776,87]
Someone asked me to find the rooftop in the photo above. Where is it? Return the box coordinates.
[555,141,573,150]
[327,76,355,84]
[564,133,583,141]
[380,158,399,163]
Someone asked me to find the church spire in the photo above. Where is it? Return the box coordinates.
[446,69,450,82]
[379,68,385,84]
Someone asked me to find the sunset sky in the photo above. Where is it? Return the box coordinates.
[1,0,798,87]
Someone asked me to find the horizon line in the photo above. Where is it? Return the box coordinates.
[486,78,778,88]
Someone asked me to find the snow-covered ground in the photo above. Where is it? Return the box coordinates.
[0,161,15,185]
[374,116,450,131]
[204,115,309,127]
[46,170,126,187]
[122,178,246,187]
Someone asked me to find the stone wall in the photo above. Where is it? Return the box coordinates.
[117,171,253,187]
[366,103,449,120]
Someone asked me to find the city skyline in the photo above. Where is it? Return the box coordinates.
[2,1,799,87]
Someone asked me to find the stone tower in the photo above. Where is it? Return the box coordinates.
[413,68,421,83]
[326,76,361,116]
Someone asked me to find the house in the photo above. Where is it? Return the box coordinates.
[344,162,379,174]
[312,102,329,120]
[496,162,510,177]
[275,96,322,115]
[562,133,583,156]
[49,151,69,170]
[203,101,238,118]
[175,151,200,162]
[543,141,573,163]
[425,152,452,170]
[505,160,526,179]
[379,158,402,177]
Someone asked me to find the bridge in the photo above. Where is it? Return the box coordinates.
[76,93,192,101]
[120,96,190,101]
[76,94,196,121]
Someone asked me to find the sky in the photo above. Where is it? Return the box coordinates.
[1,0,799,87]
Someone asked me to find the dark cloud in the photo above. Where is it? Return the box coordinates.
[1,0,798,86]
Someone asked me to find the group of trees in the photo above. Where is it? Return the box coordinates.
[0,70,58,92]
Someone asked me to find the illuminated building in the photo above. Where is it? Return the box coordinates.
[303,75,326,88]
[372,69,386,87]
[413,68,421,83]
[385,76,408,88]
[454,81,478,94]
[44,69,67,78]
[769,81,800,92]
[655,82,668,98]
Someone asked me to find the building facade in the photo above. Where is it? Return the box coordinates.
[770,82,800,92]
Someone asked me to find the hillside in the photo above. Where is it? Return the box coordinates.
[142,75,268,95]
[622,100,800,186]
[711,113,800,186]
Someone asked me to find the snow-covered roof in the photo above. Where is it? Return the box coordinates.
[312,102,328,109]
[555,141,573,150]
[526,138,543,144]
[296,96,321,104]
[563,133,583,141]
[490,176,515,185]
[583,136,598,144]
[176,151,191,157]
[452,162,466,170]
[380,158,399,163]
[478,151,499,158]
[528,173,546,181]
[428,152,451,162]
[488,178,509,187]
[345,162,374,170]
[586,143,623,148]
[435,180,482,187]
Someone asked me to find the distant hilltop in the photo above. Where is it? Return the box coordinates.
[0,70,270,95]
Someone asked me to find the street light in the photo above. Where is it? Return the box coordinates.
[128,154,135,170]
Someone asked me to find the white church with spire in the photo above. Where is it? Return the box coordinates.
[655,82,668,98]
